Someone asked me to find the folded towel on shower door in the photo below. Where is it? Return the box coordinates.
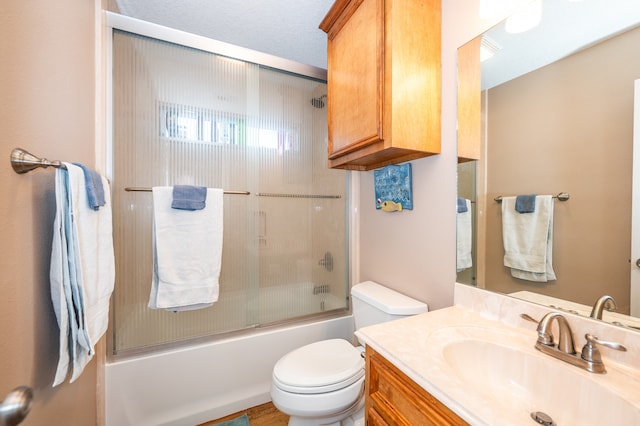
[149,186,223,311]
[171,185,207,211]
[502,195,556,282]
[456,198,473,272]
[50,163,115,386]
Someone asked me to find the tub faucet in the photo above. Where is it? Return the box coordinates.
[590,295,617,320]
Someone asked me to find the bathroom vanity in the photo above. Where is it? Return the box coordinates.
[356,284,640,425]
[366,346,466,425]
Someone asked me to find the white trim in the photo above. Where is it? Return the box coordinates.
[104,18,114,179]
[95,5,108,425]
[105,11,327,82]
[631,79,640,316]
[96,9,110,178]
[350,171,360,287]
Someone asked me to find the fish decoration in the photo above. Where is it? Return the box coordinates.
[380,200,403,212]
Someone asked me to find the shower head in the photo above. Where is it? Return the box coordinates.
[311,94,327,108]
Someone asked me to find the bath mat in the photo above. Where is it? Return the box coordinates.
[216,413,249,426]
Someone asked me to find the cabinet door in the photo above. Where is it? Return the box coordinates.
[325,0,384,159]
[366,346,469,425]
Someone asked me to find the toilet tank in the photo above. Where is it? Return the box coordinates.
[351,281,428,330]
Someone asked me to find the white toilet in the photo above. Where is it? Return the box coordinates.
[270,281,428,426]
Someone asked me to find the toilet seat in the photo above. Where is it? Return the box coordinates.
[272,339,365,394]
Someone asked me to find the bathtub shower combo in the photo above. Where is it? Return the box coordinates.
[105,14,350,425]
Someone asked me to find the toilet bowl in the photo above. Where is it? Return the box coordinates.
[270,281,428,426]
[271,339,365,425]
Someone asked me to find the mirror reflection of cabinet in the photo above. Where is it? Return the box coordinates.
[320,0,441,171]
[457,37,481,162]
[456,38,482,285]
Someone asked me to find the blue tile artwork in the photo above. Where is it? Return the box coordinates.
[374,163,413,210]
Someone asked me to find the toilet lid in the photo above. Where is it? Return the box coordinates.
[273,339,365,394]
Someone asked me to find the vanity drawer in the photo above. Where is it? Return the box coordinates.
[366,346,468,425]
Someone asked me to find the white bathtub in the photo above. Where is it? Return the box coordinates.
[105,290,353,426]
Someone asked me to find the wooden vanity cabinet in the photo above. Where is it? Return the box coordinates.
[319,0,441,171]
[366,346,468,425]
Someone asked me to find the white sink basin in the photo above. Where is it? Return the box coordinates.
[426,326,640,426]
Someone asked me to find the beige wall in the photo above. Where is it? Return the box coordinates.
[483,27,640,313]
[1,0,99,424]
[358,0,518,310]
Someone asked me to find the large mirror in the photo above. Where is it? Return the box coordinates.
[457,0,640,329]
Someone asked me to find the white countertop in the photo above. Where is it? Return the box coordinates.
[356,306,521,425]
[356,301,640,425]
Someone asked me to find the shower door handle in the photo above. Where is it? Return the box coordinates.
[0,386,33,426]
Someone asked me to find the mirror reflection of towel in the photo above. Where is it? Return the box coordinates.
[457,197,468,213]
[515,194,536,213]
[457,198,472,272]
[502,195,556,282]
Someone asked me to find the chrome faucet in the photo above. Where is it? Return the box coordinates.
[590,295,617,319]
[534,312,627,373]
[536,312,576,355]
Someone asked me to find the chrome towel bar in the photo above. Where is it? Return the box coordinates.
[10,148,66,174]
[11,149,341,199]
[125,187,250,195]
[494,192,570,203]
[8,149,249,195]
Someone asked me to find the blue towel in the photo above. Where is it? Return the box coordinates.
[171,185,207,210]
[515,194,537,213]
[457,197,468,213]
[72,163,105,210]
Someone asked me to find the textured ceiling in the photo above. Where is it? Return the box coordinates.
[113,0,335,69]
[112,0,640,88]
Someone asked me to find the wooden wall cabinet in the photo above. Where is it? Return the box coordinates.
[319,0,441,171]
[366,346,469,425]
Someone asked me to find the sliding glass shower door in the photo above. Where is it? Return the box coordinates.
[111,30,348,354]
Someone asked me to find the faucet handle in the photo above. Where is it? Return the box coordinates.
[520,313,539,324]
[581,333,627,364]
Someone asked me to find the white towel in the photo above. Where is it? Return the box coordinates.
[149,187,223,311]
[502,195,556,282]
[66,164,115,367]
[50,168,73,386]
[456,198,473,272]
[50,163,115,386]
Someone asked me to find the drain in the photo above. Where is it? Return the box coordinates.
[531,411,556,426]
